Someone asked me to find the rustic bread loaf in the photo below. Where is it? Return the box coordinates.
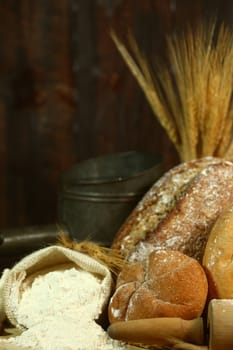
[111,157,233,262]
[108,249,208,323]
[203,202,233,299]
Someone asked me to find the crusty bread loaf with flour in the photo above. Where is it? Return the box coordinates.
[108,249,208,323]
[111,157,233,262]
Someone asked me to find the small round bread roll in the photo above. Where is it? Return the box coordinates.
[203,202,233,299]
[108,249,208,323]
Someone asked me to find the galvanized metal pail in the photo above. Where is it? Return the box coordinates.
[58,151,163,246]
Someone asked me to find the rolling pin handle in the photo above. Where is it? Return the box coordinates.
[108,317,204,347]
[208,299,233,350]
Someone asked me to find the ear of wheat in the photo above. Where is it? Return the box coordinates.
[57,232,127,277]
[111,21,233,163]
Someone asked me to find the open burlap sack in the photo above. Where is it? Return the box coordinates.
[1,245,113,330]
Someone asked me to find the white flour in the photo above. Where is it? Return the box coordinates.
[3,267,127,350]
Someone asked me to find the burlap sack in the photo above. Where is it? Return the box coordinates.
[1,245,113,330]
[0,268,11,323]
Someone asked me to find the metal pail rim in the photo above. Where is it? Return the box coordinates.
[61,151,163,186]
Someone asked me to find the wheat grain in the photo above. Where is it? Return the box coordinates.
[111,20,233,162]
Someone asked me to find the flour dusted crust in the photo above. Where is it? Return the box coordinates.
[111,157,233,262]
[111,157,223,253]
[137,161,233,262]
[108,249,208,323]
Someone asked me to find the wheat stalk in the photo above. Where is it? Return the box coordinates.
[166,28,200,160]
[57,232,127,276]
[200,25,233,157]
[111,21,233,162]
[111,31,181,156]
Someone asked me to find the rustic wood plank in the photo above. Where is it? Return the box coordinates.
[0,0,230,229]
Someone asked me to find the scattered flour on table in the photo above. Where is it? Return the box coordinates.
[3,267,127,350]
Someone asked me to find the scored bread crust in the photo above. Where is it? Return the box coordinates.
[141,161,233,262]
[111,157,233,262]
[108,249,208,323]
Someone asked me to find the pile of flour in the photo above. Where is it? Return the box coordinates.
[3,267,127,350]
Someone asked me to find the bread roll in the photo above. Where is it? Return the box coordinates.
[111,157,233,262]
[203,202,233,299]
[108,249,208,323]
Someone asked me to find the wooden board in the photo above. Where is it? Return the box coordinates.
[0,0,231,230]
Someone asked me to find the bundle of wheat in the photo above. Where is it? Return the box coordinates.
[111,20,233,163]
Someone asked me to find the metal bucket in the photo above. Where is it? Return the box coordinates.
[58,151,163,246]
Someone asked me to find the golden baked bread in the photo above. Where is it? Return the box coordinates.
[203,202,233,299]
[111,157,233,262]
[108,249,208,323]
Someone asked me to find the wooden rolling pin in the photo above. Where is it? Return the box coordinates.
[108,317,205,348]
[108,299,233,349]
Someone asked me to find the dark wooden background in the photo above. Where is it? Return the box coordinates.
[0,0,232,229]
